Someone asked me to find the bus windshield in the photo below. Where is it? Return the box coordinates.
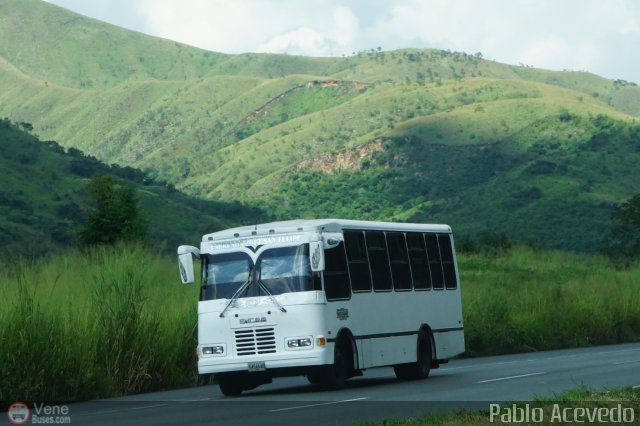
[201,244,314,301]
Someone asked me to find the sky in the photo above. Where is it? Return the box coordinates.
[45,0,640,83]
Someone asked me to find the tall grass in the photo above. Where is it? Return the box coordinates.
[0,244,199,402]
[460,247,640,356]
[1,245,639,402]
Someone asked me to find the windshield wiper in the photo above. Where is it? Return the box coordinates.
[219,268,288,317]
[256,279,287,313]
[219,267,254,318]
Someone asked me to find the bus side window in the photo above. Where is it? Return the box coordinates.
[439,234,457,289]
[407,232,431,290]
[344,231,372,292]
[425,233,444,290]
[366,231,392,291]
[323,241,351,300]
[387,232,412,291]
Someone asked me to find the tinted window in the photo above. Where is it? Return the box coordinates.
[407,233,431,290]
[344,231,372,292]
[387,233,412,290]
[438,234,457,289]
[366,231,392,291]
[323,242,351,300]
[425,233,444,289]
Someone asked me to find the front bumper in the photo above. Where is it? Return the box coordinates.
[198,348,331,374]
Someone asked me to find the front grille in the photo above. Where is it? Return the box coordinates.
[235,327,276,356]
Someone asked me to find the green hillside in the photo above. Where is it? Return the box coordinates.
[1,0,639,252]
[0,118,267,255]
[265,114,640,251]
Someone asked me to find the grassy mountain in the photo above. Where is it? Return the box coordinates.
[1,0,640,251]
[266,113,640,251]
[0,118,267,255]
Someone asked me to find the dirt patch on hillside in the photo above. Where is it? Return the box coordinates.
[294,139,384,174]
[304,80,369,90]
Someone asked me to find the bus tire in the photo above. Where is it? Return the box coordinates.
[321,339,350,389]
[394,329,432,381]
[217,372,244,397]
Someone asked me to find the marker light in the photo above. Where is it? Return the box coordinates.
[317,337,326,346]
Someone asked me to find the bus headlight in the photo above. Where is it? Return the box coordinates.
[201,344,226,356]
[285,336,313,350]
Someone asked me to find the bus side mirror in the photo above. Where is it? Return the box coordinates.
[309,241,325,272]
[177,245,200,284]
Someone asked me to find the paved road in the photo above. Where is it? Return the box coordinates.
[47,343,640,425]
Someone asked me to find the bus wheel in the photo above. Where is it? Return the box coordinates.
[415,329,432,379]
[217,372,244,397]
[394,329,432,381]
[321,340,349,389]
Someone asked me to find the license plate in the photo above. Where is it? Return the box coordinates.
[247,361,266,372]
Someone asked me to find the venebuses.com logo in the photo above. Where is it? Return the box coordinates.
[6,402,30,424]
[6,402,72,424]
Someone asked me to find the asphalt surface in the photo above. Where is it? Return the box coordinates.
[9,343,640,425]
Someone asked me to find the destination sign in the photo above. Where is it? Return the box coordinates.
[210,234,303,250]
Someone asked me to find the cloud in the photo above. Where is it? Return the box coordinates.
[137,0,360,56]
[46,0,148,34]
[517,36,570,69]
[112,0,640,82]
[257,6,359,56]
[258,27,329,56]
[356,0,640,81]
[331,6,359,47]
[137,0,272,53]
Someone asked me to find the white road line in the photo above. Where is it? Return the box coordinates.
[445,347,640,373]
[440,354,581,372]
[596,348,640,355]
[612,359,640,365]
[633,385,640,389]
[538,354,578,361]
[74,398,217,417]
[441,360,520,371]
[476,372,546,384]
[268,397,369,412]
[74,402,179,416]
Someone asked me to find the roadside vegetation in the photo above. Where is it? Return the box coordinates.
[0,244,201,402]
[1,244,638,402]
[364,387,640,425]
[460,247,640,356]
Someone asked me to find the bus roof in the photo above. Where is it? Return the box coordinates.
[201,219,452,242]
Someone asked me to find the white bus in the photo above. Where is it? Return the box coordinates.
[177,219,464,396]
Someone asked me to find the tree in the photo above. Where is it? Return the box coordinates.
[602,194,640,264]
[78,176,148,246]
